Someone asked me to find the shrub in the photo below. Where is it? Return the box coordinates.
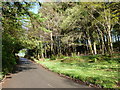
[50,55,57,60]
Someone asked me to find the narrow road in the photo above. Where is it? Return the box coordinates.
[2,58,91,88]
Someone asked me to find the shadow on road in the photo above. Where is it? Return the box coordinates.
[12,57,37,74]
[3,57,93,88]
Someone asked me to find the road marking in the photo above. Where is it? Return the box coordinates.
[48,84,54,88]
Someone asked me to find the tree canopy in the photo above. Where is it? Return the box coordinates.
[2,2,120,74]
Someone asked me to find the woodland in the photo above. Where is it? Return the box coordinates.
[2,2,120,88]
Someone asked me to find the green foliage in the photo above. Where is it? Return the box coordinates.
[45,58,50,61]
[56,53,67,59]
[39,27,52,33]
[2,2,36,75]
[2,35,18,74]
[50,55,57,60]
[2,2,120,87]
[2,51,16,74]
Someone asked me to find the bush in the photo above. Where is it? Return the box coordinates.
[2,51,17,75]
[50,55,57,60]
[57,54,65,59]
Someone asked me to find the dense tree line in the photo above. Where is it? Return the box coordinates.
[2,2,120,74]
[32,2,120,58]
[2,2,37,74]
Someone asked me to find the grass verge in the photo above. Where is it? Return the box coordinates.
[35,54,120,88]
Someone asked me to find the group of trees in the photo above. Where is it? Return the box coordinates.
[2,2,120,73]
[59,2,120,55]
[30,2,120,58]
[2,2,36,74]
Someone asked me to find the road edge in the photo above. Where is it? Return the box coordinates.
[31,60,102,89]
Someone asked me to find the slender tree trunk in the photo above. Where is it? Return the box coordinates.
[50,32,53,54]
[107,12,113,54]
[40,42,44,59]
[95,24,105,55]
[85,29,94,55]
[104,5,113,55]
[107,30,113,54]
[101,35,105,55]
[58,36,62,55]
[100,33,107,55]
[86,41,89,55]
[93,41,97,55]
[88,38,94,55]
[44,44,47,58]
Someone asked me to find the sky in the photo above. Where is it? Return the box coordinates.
[30,0,47,14]
[29,3,41,14]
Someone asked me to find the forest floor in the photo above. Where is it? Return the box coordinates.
[35,53,120,89]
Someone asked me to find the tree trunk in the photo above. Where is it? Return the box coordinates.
[104,6,113,55]
[40,42,44,59]
[101,35,105,55]
[107,30,113,55]
[50,32,53,54]
[95,24,105,55]
[93,41,97,55]
[44,44,47,58]
[88,38,94,55]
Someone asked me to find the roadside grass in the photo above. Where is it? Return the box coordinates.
[35,54,120,88]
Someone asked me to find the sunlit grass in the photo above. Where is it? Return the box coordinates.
[36,55,119,88]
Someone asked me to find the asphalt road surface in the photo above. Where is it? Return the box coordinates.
[2,58,91,88]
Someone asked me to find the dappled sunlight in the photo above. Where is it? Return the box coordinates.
[2,1,120,89]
